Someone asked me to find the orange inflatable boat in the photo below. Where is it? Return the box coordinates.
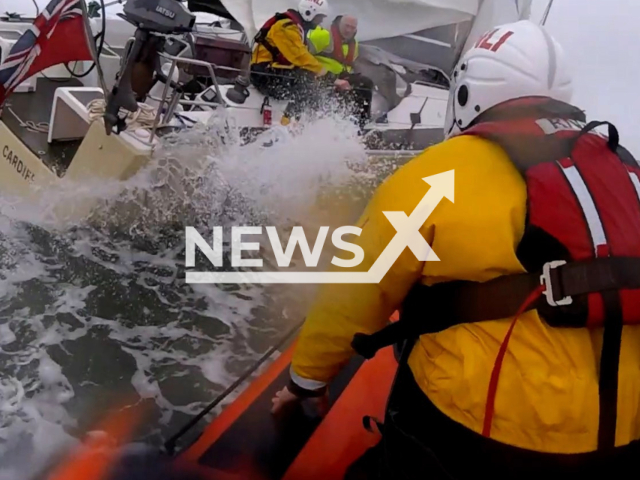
[176,315,400,480]
[43,315,400,480]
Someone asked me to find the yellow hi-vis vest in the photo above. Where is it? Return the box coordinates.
[307,25,358,75]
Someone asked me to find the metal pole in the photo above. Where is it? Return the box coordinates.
[149,58,178,144]
[541,0,554,26]
[79,0,109,94]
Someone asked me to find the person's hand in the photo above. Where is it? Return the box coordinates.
[271,386,329,417]
[334,78,351,91]
[271,386,300,415]
[316,66,328,77]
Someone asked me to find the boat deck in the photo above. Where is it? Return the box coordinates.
[1,77,102,177]
[181,350,367,479]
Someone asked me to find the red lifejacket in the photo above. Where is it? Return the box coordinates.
[328,24,356,67]
[457,98,640,449]
[351,98,640,451]
[254,10,306,66]
[459,104,640,320]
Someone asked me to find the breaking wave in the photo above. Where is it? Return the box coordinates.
[0,109,403,478]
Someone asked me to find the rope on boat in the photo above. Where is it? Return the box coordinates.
[87,98,159,131]
[6,106,50,134]
[5,100,159,135]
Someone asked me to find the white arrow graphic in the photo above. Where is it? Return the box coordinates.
[186,170,455,284]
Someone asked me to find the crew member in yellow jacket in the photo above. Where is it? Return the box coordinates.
[250,0,333,124]
[307,15,374,129]
[271,20,640,480]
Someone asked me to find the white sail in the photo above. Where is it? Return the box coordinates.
[218,0,479,43]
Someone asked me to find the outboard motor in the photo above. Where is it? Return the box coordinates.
[123,0,196,34]
[103,0,196,135]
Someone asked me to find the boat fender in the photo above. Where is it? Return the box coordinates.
[133,128,151,140]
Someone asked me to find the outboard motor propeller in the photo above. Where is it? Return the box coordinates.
[103,0,196,135]
[225,75,250,104]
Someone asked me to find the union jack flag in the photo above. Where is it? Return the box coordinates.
[0,0,95,106]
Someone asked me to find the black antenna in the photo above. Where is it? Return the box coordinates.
[541,0,554,25]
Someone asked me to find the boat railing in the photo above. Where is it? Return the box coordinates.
[191,27,249,45]
[145,49,446,145]
[148,52,228,143]
[148,52,281,143]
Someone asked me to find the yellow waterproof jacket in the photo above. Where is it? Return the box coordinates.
[251,14,324,74]
[307,26,359,75]
[290,133,640,454]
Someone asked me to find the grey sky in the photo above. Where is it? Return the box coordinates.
[533,0,640,155]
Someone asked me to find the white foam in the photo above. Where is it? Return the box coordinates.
[0,110,380,477]
[0,324,15,346]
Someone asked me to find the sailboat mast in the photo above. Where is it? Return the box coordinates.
[541,0,554,25]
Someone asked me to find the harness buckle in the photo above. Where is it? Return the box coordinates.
[540,260,573,306]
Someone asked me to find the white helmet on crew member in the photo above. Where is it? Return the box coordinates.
[444,20,574,139]
[298,0,330,23]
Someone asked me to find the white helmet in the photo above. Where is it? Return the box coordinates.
[298,0,330,22]
[444,20,574,139]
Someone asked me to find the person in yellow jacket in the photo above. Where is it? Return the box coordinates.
[307,15,374,129]
[271,19,640,480]
[250,0,340,124]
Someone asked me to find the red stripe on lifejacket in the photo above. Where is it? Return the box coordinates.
[482,285,545,437]
[330,24,356,66]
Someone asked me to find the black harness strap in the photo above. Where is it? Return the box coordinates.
[599,290,623,450]
[578,120,619,151]
[351,257,640,359]
[572,120,621,450]
[549,256,640,298]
